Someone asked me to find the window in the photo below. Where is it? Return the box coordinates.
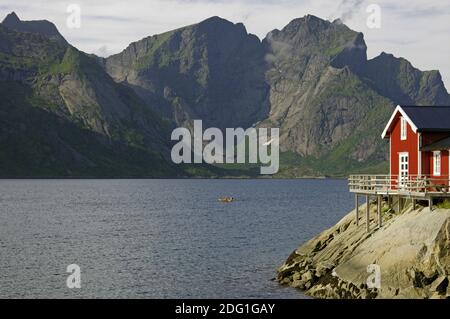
[433,151,441,176]
[400,117,407,140]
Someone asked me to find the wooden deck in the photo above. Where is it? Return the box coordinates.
[348,174,450,233]
[348,174,450,198]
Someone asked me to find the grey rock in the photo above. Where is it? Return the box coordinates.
[301,270,314,283]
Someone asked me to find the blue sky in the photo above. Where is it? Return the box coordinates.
[1,0,450,89]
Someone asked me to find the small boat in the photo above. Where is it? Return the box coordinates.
[218,197,235,203]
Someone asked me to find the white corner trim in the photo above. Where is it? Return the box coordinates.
[418,133,421,175]
[381,105,419,139]
[389,135,392,177]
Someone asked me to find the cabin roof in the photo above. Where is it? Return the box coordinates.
[402,106,450,131]
[420,136,450,151]
[382,105,450,138]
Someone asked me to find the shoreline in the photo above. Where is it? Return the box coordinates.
[277,200,450,299]
[0,176,338,180]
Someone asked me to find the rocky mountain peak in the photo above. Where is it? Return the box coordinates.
[194,16,253,43]
[263,14,366,75]
[197,16,238,28]
[2,11,20,25]
[284,14,331,32]
[265,14,362,52]
[1,11,67,44]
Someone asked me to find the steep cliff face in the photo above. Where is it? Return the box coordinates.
[262,16,386,157]
[105,16,269,131]
[0,15,176,176]
[277,202,450,299]
[361,52,450,106]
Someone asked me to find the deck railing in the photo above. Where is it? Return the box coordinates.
[348,174,450,195]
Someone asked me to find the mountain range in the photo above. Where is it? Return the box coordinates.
[1,12,449,177]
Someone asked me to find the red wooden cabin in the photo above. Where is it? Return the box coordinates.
[382,105,450,189]
[349,105,450,229]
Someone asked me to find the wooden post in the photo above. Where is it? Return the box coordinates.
[377,195,382,228]
[412,199,416,210]
[429,198,433,211]
[397,196,401,213]
[355,194,359,226]
[366,195,370,233]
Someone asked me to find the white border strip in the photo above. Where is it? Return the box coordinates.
[381,105,418,139]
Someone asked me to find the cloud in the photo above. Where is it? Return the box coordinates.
[264,31,294,65]
[95,45,111,57]
[331,0,365,22]
[0,0,449,89]
[85,15,137,22]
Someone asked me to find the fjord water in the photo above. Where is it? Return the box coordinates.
[0,179,352,298]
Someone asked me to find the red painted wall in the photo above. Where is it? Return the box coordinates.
[389,114,419,177]
[421,151,430,175]
[421,132,450,180]
[425,150,449,180]
[389,113,450,183]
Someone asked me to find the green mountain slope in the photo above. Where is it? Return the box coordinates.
[0,15,178,177]
[1,12,449,177]
[0,82,175,177]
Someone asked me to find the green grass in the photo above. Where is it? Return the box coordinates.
[436,199,450,209]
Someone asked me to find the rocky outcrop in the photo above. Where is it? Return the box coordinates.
[277,202,450,299]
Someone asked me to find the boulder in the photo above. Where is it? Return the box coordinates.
[301,270,314,283]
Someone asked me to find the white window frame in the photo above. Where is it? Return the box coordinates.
[433,151,441,176]
[400,117,407,140]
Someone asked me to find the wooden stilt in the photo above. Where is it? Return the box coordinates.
[355,194,359,226]
[366,195,370,233]
[397,196,401,213]
[429,198,433,211]
[413,199,416,210]
[377,195,382,228]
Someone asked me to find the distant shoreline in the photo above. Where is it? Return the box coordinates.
[0,176,339,180]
